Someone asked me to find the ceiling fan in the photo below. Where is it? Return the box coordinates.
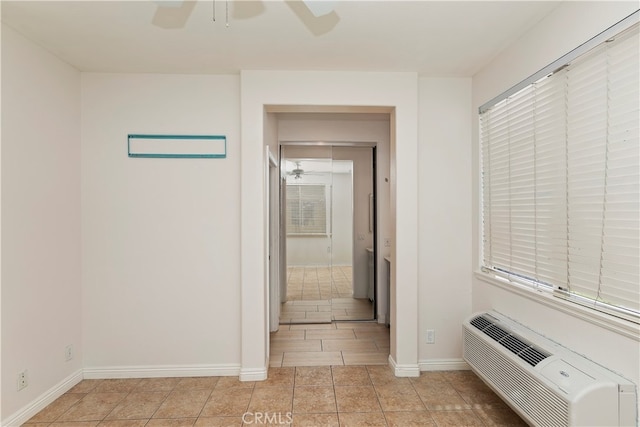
[152,0,339,35]
[286,159,333,180]
[288,161,305,180]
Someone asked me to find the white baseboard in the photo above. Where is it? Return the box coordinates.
[388,355,420,377]
[83,364,241,379]
[2,369,83,427]
[3,363,250,426]
[376,313,389,325]
[418,358,470,371]
[240,367,268,381]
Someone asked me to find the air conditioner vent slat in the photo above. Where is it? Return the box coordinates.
[470,315,493,330]
[520,346,550,367]
[470,315,549,367]
[499,334,529,355]
[485,324,509,341]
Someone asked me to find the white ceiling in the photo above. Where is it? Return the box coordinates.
[1,1,562,76]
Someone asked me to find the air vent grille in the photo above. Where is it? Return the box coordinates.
[500,334,529,354]
[470,315,492,330]
[464,329,569,426]
[520,347,550,367]
[485,325,509,341]
[469,315,550,367]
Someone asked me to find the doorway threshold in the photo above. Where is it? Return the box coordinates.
[280,300,332,324]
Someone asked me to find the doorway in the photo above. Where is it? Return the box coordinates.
[279,144,376,324]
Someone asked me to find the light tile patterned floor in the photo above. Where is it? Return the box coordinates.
[285,266,354,301]
[270,322,389,368]
[280,298,374,324]
[281,266,373,324]
[22,304,526,426]
[23,367,527,426]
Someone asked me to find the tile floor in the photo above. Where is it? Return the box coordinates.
[23,367,526,426]
[270,322,389,367]
[23,322,526,426]
[280,299,374,324]
[281,266,373,324]
[285,266,353,301]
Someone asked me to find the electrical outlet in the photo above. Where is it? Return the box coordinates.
[65,344,74,361]
[17,370,28,391]
[426,329,435,344]
[384,238,391,247]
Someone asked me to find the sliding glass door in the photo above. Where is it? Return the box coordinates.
[280,145,334,323]
[280,144,374,324]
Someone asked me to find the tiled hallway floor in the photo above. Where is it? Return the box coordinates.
[285,266,353,301]
[280,298,374,324]
[23,367,526,427]
[280,266,374,324]
[270,322,389,367]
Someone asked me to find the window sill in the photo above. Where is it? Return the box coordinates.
[474,270,640,342]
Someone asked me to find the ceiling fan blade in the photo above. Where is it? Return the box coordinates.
[152,0,197,29]
[232,0,266,20]
[285,0,339,36]
[302,0,336,17]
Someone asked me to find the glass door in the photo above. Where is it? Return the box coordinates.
[331,147,374,321]
[280,145,333,323]
[279,144,375,324]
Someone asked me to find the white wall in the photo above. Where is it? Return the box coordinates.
[417,77,472,370]
[81,73,242,375]
[472,1,640,387]
[1,24,82,421]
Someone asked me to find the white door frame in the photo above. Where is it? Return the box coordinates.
[266,146,280,333]
[240,72,420,381]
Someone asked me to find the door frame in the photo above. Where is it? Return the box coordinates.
[266,146,280,332]
[240,92,421,381]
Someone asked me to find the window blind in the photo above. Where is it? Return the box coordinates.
[480,20,639,322]
[286,184,328,235]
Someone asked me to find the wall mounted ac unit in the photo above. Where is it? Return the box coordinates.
[463,311,637,427]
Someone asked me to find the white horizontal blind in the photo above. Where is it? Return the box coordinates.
[481,22,639,321]
[286,184,327,234]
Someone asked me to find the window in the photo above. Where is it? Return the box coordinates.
[480,17,639,322]
[286,184,328,235]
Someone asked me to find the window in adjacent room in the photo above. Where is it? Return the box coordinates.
[479,15,639,322]
[286,184,328,235]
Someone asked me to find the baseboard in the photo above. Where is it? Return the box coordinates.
[418,358,470,371]
[388,354,420,377]
[239,367,268,381]
[2,369,83,427]
[83,363,241,379]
